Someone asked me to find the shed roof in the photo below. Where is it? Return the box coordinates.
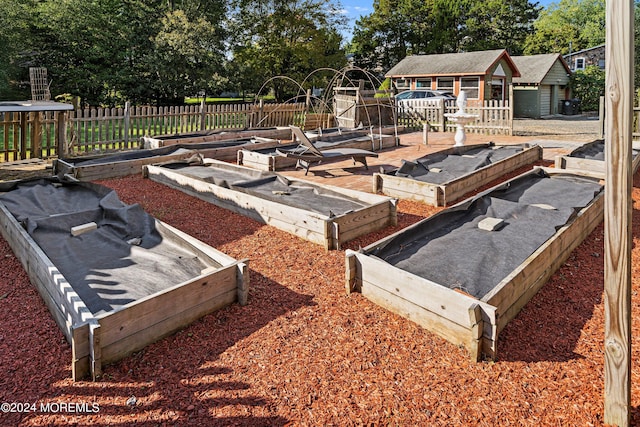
[385,49,520,78]
[511,54,571,84]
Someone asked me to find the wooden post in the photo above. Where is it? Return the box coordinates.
[423,122,428,145]
[55,111,67,157]
[123,101,130,147]
[32,112,42,159]
[199,98,206,131]
[604,0,633,425]
[19,112,27,160]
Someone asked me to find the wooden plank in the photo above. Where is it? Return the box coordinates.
[0,203,93,340]
[355,252,494,329]
[604,0,633,422]
[72,323,90,381]
[359,276,484,360]
[98,287,237,365]
[96,264,237,350]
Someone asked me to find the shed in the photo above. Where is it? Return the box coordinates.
[511,54,572,118]
[385,49,521,103]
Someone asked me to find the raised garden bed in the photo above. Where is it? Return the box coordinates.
[53,137,280,181]
[0,178,248,380]
[144,158,397,250]
[141,127,291,148]
[373,143,543,206]
[554,139,640,176]
[347,167,603,361]
[237,131,377,171]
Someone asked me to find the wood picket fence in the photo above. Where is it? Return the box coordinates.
[1,97,517,163]
[398,99,513,136]
[0,101,307,161]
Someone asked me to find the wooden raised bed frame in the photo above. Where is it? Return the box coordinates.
[373,143,543,206]
[0,197,248,381]
[346,168,604,361]
[144,159,397,250]
[554,139,640,176]
[237,130,391,172]
[141,127,292,148]
[53,137,281,181]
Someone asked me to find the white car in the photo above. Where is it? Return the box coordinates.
[395,89,456,108]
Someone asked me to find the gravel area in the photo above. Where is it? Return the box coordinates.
[513,115,601,140]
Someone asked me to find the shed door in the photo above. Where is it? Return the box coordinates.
[540,86,551,116]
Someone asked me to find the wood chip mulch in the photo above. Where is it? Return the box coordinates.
[1,169,639,426]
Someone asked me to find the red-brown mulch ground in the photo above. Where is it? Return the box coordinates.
[1,169,639,426]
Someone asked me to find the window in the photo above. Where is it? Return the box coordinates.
[460,77,480,99]
[436,77,454,93]
[415,78,432,88]
[394,78,410,89]
[574,57,586,70]
[598,59,605,69]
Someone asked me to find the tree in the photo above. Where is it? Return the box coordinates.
[0,0,36,99]
[228,0,348,101]
[464,0,539,55]
[569,65,605,111]
[350,0,539,76]
[26,0,227,106]
[149,9,227,104]
[523,0,605,55]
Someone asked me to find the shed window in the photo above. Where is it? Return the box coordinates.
[460,77,480,99]
[395,79,410,89]
[415,78,432,88]
[574,57,586,70]
[436,77,454,92]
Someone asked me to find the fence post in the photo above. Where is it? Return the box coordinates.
[508,85,514,136]
[200,99,206,131]
[32,112,42,159]
[124,101,130,147]
[55,111,67,157]
[440,101,446,132]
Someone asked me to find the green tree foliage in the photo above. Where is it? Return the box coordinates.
[523,0,605,55]
[149,10,227,104]
[569,65,604,111]
[14,0,227,106]
[350,0,538,76]
[0,0,36,98]
[228,0,348,101]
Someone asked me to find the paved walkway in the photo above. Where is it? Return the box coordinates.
[278,130,589,192]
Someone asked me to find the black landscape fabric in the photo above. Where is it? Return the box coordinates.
[160,163,368,216]
[392,144,527,184]
[0,179,210,315]
[370,170,603,299]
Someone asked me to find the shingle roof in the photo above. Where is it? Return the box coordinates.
[385,49,519,77]
[511,54,570,84]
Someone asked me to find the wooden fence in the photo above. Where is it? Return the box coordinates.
[0,101,306,161]
[1,96,516,162]
[399,99,513,136]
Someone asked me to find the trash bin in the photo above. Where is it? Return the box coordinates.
[561,99,580,115]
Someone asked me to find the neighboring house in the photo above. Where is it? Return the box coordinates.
[384,49,521,103]
[563,44,605,72]
[511,53,572,118]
